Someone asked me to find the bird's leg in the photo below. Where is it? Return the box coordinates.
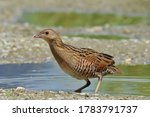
[95,74,103,94]
[75,79,91,93]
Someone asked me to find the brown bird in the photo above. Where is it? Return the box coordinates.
[33,29,120,93]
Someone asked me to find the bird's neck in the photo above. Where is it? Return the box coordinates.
[48,39,75,75]
[48,39,65,63]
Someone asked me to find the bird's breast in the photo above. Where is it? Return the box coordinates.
[50,44,85,79]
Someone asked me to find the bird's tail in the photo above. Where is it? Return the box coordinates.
[101,65,122,76]
[107,65,122,74]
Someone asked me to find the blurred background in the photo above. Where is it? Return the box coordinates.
[0,0,150,96]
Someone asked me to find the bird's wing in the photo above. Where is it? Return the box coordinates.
[68,47,114,72]
[63,44,115,71]
[80,48,114,66]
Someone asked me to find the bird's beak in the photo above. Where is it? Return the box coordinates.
[33,34,40,38]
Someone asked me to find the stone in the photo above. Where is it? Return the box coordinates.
[15,87,26,93]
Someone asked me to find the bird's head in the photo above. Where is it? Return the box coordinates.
[33,29,61,43]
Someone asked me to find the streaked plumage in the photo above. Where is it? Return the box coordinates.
[33,29,120,93]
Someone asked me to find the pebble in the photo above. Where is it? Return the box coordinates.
[0,89,5,93]
[125,58,132,64]
[123,28,131,34]
[86,26,103,33]
[14,87,26,93]
[58,91,65,94]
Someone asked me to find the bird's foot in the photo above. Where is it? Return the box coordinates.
[74,89,82,93]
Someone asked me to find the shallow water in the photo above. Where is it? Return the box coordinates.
[0,62,149,96]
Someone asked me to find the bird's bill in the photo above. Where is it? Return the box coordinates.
[33,34,41,38]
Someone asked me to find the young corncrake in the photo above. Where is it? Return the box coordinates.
[33,29,120,94]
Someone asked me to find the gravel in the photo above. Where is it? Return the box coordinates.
[0,24,150,65]
[0,0,149,65]
[0,87,149,100]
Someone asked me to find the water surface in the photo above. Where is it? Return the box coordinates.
[0,62,149,96]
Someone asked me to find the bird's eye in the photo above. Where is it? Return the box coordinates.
[45,32,49,35]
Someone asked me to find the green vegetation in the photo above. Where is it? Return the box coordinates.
[66,34,129,40]
[5,90,14,97]
[116,64,150,77]
[19,12,144,27]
